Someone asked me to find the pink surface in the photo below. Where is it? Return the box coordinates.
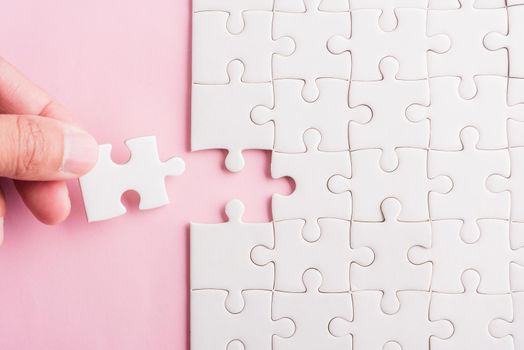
[0,1,290,349]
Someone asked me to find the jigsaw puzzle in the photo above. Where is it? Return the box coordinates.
[79,136,185,222]
[191,0,524,349]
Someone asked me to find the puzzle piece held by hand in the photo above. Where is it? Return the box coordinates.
[79,136,185,222]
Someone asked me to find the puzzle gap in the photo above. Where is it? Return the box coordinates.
[120,190,141,213]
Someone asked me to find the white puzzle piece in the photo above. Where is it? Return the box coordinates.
[190,200,273,313]
[348,57,430,171]
[509,77,524,106]
[408,219,524,294]
[274,0,350,12]
[428,127,510,242]
[351,198,432,314]
[193,0,273,34]
[430,270,514,350]
[191,289,295,350]
[79,136,185,222]
[251,219,374,292]
[427,0,507,98]
[488,147,524,222]
[252,78,371,153]
[407,76,524,151]
[272,269,352,350]
[512,263,524,292]
[513,221,524,252]
[272,0,350,101]
[348,0,427,31]
[474,0,507,8]
[485,5,524,79]
[192,11,294,84]
[328,8,450,81]
[490,291,524,350]
[329,290,453,350]
[512,223,524,291]
[329,148,452,222]
[433,0,507,7]
[271,129,352,242]
[428,0,461,9]
[509,119,524,148]
[192,60,274,172]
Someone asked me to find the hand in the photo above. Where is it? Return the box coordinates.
[0,57,98,239]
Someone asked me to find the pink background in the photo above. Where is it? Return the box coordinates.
[0,1,291,349]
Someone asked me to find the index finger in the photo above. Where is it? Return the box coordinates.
[0,57,73,120]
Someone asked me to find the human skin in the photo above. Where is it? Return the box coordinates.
[0,57,98,241]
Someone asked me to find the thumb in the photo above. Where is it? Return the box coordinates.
[0,114,98,181]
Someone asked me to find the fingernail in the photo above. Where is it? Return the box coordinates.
[61,127,98,176]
